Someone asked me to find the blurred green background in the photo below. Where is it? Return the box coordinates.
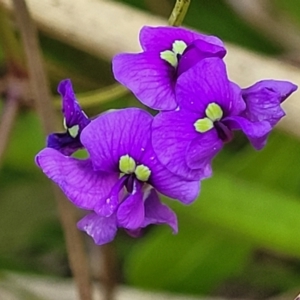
[1,0,300,298]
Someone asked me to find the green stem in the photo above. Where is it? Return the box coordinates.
[168,0,191,26]
[53,83,128,109]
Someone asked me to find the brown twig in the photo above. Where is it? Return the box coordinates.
[0,90,19,162]
[11,0,93,299]
[100,243,117,300]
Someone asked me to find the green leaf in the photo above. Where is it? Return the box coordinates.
[126,222,252,294]
[216,131,300,196]
[189,171,300,258]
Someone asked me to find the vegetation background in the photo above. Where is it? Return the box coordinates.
[0,0,300,298]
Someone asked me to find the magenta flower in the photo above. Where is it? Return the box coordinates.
[36,108,200,245]
[47,79,90,155]
[152,58,275,180]
[113,26,226,111]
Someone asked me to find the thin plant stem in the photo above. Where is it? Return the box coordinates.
[168,0,191,26]
[53,83,128,110]
[11,1,93,299]
[100,243,117,300]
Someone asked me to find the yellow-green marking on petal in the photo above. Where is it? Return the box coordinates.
[135,164,151,182]
[68,125,80,138]
[205,102,223,122]
[160,50,177,67]
[160,40,187,68]
[194,118,214,133]
[172,40,187,55]
[119,155,136,174]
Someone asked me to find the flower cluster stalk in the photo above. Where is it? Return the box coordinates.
[168,0,191,26]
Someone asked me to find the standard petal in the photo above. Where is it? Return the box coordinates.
[58,79,90,129]
[112,52,177,110]
[242,80,297,127]
[77,213,118,245]
[176,58,244,116]
[81,108,152,172]
[35,148,117,210]
[46,79,90,155]
[140,26,225,52]
[224,115,272,150]
[152,110,205,180]
[185,129,223,171]
[117,181,145,230]
[141,189,178,234]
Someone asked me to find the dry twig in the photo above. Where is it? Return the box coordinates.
[11,0,93,299]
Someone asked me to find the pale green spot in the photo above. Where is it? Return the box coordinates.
[160,40,187,67]
[63,117,80,138]
[205,102,223,122]
[194,117,214,133]
[135,164,151,182]
[172,40,187,55]
[160,50,177,67]
[119,155,136,174]
[68,125,80,138]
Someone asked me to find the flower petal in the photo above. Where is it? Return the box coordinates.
[81,108,152,172]
[94,176,127,218]
[58,79,90,129]
[224,115,272,150]
[47,132,82,156]
[46,79,90,155]
[125,228,142,238]
[186,129,223,172]
[117,181,145,230]
[77,213,117,245]
[112,52,177,110]
[142,189,178,234]
[35,148,117,210]
[140,26,225,52]
[176,58,245,116]
[149,156,201,204]
[152,109,205,180]
[177,39,226,76]
[242,80,297,127]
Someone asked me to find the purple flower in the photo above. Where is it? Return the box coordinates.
[152,58,273,180]
[36,108,200,245]
[112,26,226,111]
[242,79,297,127]
[47,79,90,155]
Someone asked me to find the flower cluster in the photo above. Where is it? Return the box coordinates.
[36,26,297,245]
